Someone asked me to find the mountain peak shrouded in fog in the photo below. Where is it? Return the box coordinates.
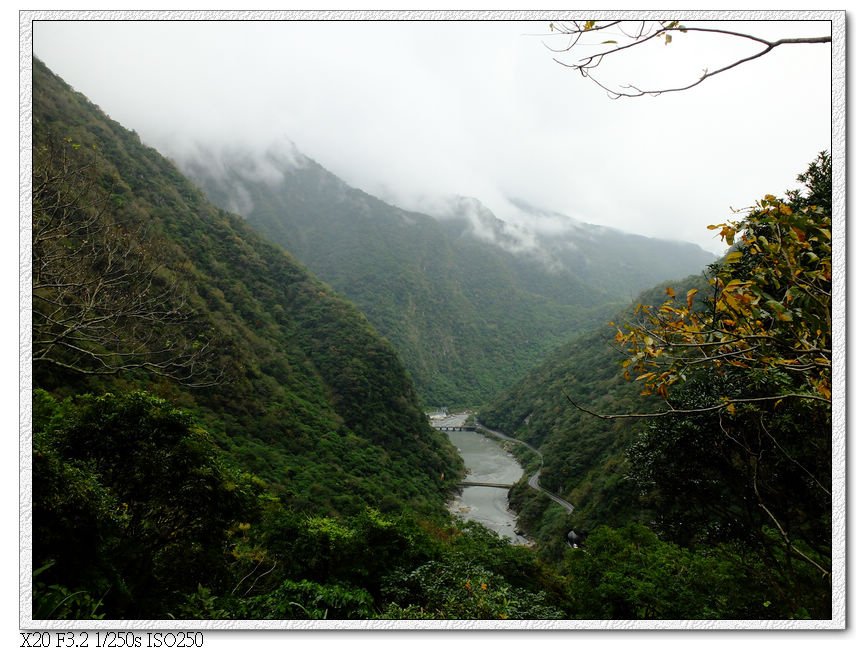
[175,137,717,405]
[174,138,310,216]
[175,138,716,275]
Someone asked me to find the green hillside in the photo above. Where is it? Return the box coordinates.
[178,145,715,408]
[32,56,463,519]
[477,280,698,538]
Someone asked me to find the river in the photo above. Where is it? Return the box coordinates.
[434,412,530,545]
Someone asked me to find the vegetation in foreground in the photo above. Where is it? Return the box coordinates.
[33,389,564,620]
[481,153,833,619]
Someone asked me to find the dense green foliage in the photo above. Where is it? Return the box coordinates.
[562,524,758,619]
[37,380,819,620]
[479,154,833,618]
[33,390,260,618]
[33,390,560,620]
[32,57,461,518]
[179,146,713,407]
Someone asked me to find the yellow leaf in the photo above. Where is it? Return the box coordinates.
[665,287,676,297]
[686,288,698,310]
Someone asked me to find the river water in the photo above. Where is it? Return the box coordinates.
[436,414,529,544]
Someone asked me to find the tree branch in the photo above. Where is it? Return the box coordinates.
[564,391,829,421]
[549,20,831,98]
[32,135,224,388]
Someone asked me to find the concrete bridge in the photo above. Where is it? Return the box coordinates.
[458,481,513,489]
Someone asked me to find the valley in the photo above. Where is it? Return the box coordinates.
[436,410,576,545]
[175,142,716,408]
[27,48,834,622]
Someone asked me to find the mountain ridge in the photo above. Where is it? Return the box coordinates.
[174,140,716,406]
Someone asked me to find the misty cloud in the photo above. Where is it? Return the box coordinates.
[170,137,311,216]
[32,18,831,256]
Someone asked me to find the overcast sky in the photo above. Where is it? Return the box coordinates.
[8,8,858,646]
[31,15,832,254]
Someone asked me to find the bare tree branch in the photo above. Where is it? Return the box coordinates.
[564,390,829,421]
[549,20,831,98]
[32,136,224,387]
[750,449,830,578]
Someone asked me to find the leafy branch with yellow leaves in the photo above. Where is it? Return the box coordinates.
[616,165,831,410]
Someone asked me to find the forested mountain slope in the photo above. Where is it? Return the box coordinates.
[31,60,593,621]
[32,57,461,516]
[177,143,715,407]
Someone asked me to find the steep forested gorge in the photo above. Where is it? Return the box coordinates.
[29,57,832,621]
[32,59,518,619]
[176,144,714,407]
[32,58,460,512]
